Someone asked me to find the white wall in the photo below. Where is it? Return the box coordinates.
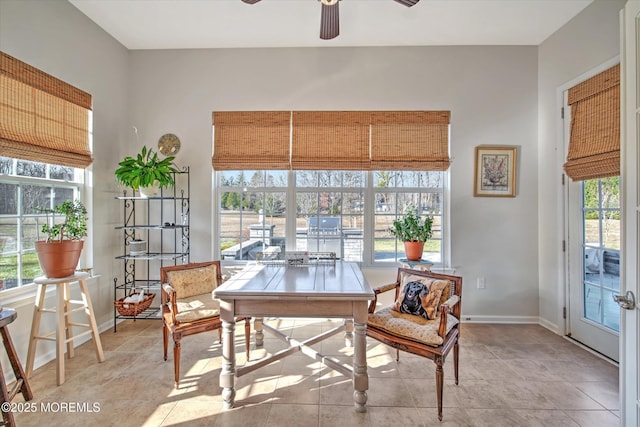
[537,0,626,332]
[127,45,540,322]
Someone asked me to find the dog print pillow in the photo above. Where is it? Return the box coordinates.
[392,274,449,320]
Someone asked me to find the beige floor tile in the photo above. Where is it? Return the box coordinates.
[319,404,371,427]
[13,320,620,427]
[573,381,620,410]
[564,409,620,427]
[265,403,319,427]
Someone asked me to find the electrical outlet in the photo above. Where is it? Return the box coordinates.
[477,277,485,289]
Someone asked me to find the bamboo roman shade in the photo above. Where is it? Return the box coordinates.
[0,51,93,168]
[212,110,451,171]
[212,111,291,170]
[291,111,370,170]
[564,64,620,181]
[371,111,451,170]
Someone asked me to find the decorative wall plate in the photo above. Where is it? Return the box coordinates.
[158,133,181,156]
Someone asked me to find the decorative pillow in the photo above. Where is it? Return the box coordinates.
[167,264,218,300]
[392,273,449,320]
[438,280,452,308]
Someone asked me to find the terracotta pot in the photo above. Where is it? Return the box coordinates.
[403,241,425,261]
[35,240,84,278]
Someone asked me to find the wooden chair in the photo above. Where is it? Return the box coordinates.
[160,261,251,388]
[366,268,462,421]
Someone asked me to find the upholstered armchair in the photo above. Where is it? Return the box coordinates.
[366,268,462,421]
[160,261,250,388]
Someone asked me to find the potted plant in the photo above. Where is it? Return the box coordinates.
[35,200,88,278]
[388,208,433,261]
[115,145,179,197]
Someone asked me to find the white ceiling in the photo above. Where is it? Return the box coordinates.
[68,0,594,50]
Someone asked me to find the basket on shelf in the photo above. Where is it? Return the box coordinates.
[114,291,156,317]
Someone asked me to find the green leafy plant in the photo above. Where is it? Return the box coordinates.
[40,200,88,242]
[388,208,433,242]
[115,145,179,190]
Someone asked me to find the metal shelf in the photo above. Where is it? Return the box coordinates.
[113,168,190,331]
[115,253,188,261]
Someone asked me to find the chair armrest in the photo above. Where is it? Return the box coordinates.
[440,295,460,313]
[373,282,398,295]
[368,282,400,313]
[161,283,180,324]
[437,294,461,338]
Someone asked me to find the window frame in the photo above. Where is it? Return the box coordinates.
[214,169,450,268]
[0,158,85,294]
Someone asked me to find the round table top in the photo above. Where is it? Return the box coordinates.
[0,307,17,328]
[33,271,90,284]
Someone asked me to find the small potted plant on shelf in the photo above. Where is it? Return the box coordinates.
[388,207,433,261]
[35,200,88,278]
[115,145,179,197]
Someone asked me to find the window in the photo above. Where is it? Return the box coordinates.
[216,169,446,266]
[582,176,620,331]
[0,157,83,290]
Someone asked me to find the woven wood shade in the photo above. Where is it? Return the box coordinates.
[212,111,291,170]
[0,52,93,168]
[291,111,370,170]
[564,64,620,181]
[371,111,450,170]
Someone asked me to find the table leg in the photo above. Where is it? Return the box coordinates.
[344,319,354,347]
[254,317,264,347]
[352,306,368,413]
[220,301,236,409]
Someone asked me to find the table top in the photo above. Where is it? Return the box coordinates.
[214,262,374,301]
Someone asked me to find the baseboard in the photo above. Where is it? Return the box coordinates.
[537,317,562,334]
[460,315,539,324]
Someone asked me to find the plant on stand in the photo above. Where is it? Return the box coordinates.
[115,145,179,197]
[35,200,88,278]
[388,207,433,261]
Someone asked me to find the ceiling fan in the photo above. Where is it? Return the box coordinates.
[240,0,421,40]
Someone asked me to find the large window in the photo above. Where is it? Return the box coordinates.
[216,169,446,266]
[0,157,83,290]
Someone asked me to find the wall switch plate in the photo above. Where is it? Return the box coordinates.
[477,277,485,289]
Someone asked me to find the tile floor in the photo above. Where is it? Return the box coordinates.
[12,319,619,427]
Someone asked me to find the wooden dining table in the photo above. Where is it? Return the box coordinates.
[213,261,374,412]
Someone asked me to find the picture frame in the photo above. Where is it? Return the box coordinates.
[474,146,517,197]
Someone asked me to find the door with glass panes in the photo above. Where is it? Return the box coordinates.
[567,175,620,361]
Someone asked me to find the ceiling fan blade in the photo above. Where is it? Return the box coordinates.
[393,0,420,6]
[320,2,339,40]
[241,0,262,4]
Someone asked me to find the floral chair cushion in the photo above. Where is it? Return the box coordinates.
[392,273,449,320]
[166,264,218,300]
[368,306,459,347]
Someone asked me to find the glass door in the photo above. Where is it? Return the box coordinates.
[567,176,620,361]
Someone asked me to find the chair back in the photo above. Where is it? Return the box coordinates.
[160,261,222,300]
[396,268,462,319]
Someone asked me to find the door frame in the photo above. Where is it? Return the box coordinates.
[620,1,639,424]
[558,56,621,338]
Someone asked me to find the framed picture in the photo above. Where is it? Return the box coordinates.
[474,146,517,197]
